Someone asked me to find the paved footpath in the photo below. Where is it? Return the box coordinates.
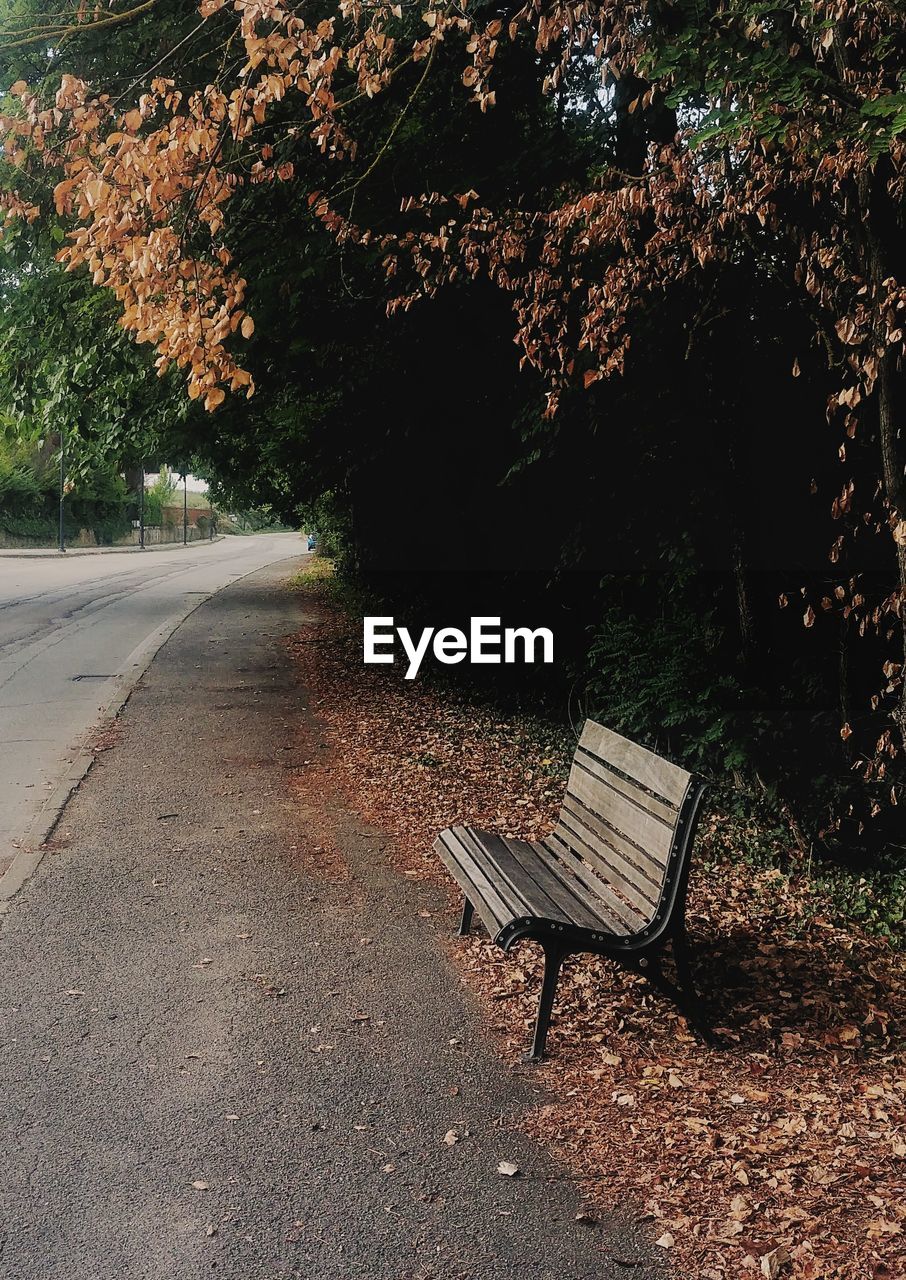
[0,532,303,878]
[0,560,657,1280]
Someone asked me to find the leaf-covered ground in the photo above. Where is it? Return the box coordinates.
[285,583,906,1280]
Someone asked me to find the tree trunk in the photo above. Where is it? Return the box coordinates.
[863,171,906,742]
[876,347,906,741]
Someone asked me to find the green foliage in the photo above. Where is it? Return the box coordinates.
[0,435,132,543]
[0,218,200,487]
[0,510,60,540]
[214,507,288,534]
[643,0,906,156]
[584,600,751,775]
[143,467,178,525]
[0,436,48,508]
[815,861,906,947]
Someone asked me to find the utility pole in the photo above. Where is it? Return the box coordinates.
[58,432,66,553]
[139,462,145,549]
[182,471,188,546]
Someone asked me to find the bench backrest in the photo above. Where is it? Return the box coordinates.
[551,719,697,929]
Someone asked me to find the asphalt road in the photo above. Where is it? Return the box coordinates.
[0,559,657,1279]
[0,534,305,879]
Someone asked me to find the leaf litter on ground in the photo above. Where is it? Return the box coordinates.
[285,591,906,1280]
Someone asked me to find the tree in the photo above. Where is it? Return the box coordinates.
[1,0,904,835]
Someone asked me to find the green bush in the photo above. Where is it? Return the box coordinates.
[0,438,52,511]
[0,510,62,541]
[0,439,133,544]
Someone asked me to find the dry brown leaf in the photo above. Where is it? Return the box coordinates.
[760,1246,791,1278]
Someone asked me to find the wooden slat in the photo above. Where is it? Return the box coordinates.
[467,829,640,937]
[473,831,612,932]
[437,827,518,923]
[438,827,643,938]
[434,828,514,934]
[455,827,544,923]
[434,837,507,936]
[525,839,634,934]
[559,800,664,901]
[543,834,648,933]
[553,811,661,918]
[573,751,678,826]
[565,767,673,869]
[578,720,690,808]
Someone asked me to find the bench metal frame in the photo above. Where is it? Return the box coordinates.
[435,725,712,1060]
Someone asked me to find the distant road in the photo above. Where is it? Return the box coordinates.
[0,534,306,880]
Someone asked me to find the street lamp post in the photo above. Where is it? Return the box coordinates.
[182,471,188,546]
[58,432,66,553]
[139,462,145,549]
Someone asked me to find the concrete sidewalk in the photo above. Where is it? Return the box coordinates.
[0,561,656,1279]
[0,536,223,558]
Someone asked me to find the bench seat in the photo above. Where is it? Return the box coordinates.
[434,719,711,1059]
[436,825,650,942]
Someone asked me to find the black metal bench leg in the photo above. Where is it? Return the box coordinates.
[457,897,474,937]
[670,932,717,1046]
[525,946,566,1062]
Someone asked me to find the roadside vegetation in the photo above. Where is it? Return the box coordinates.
[0,435,132,544]
[0,444,288,546]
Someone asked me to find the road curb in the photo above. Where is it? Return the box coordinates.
[0,554,305,911]
[0,535,227,560]
[0,610,205,910]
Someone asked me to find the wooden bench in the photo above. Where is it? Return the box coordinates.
[434,719,711,1059]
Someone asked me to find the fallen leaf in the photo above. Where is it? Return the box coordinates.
[760,1246,790,1278]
